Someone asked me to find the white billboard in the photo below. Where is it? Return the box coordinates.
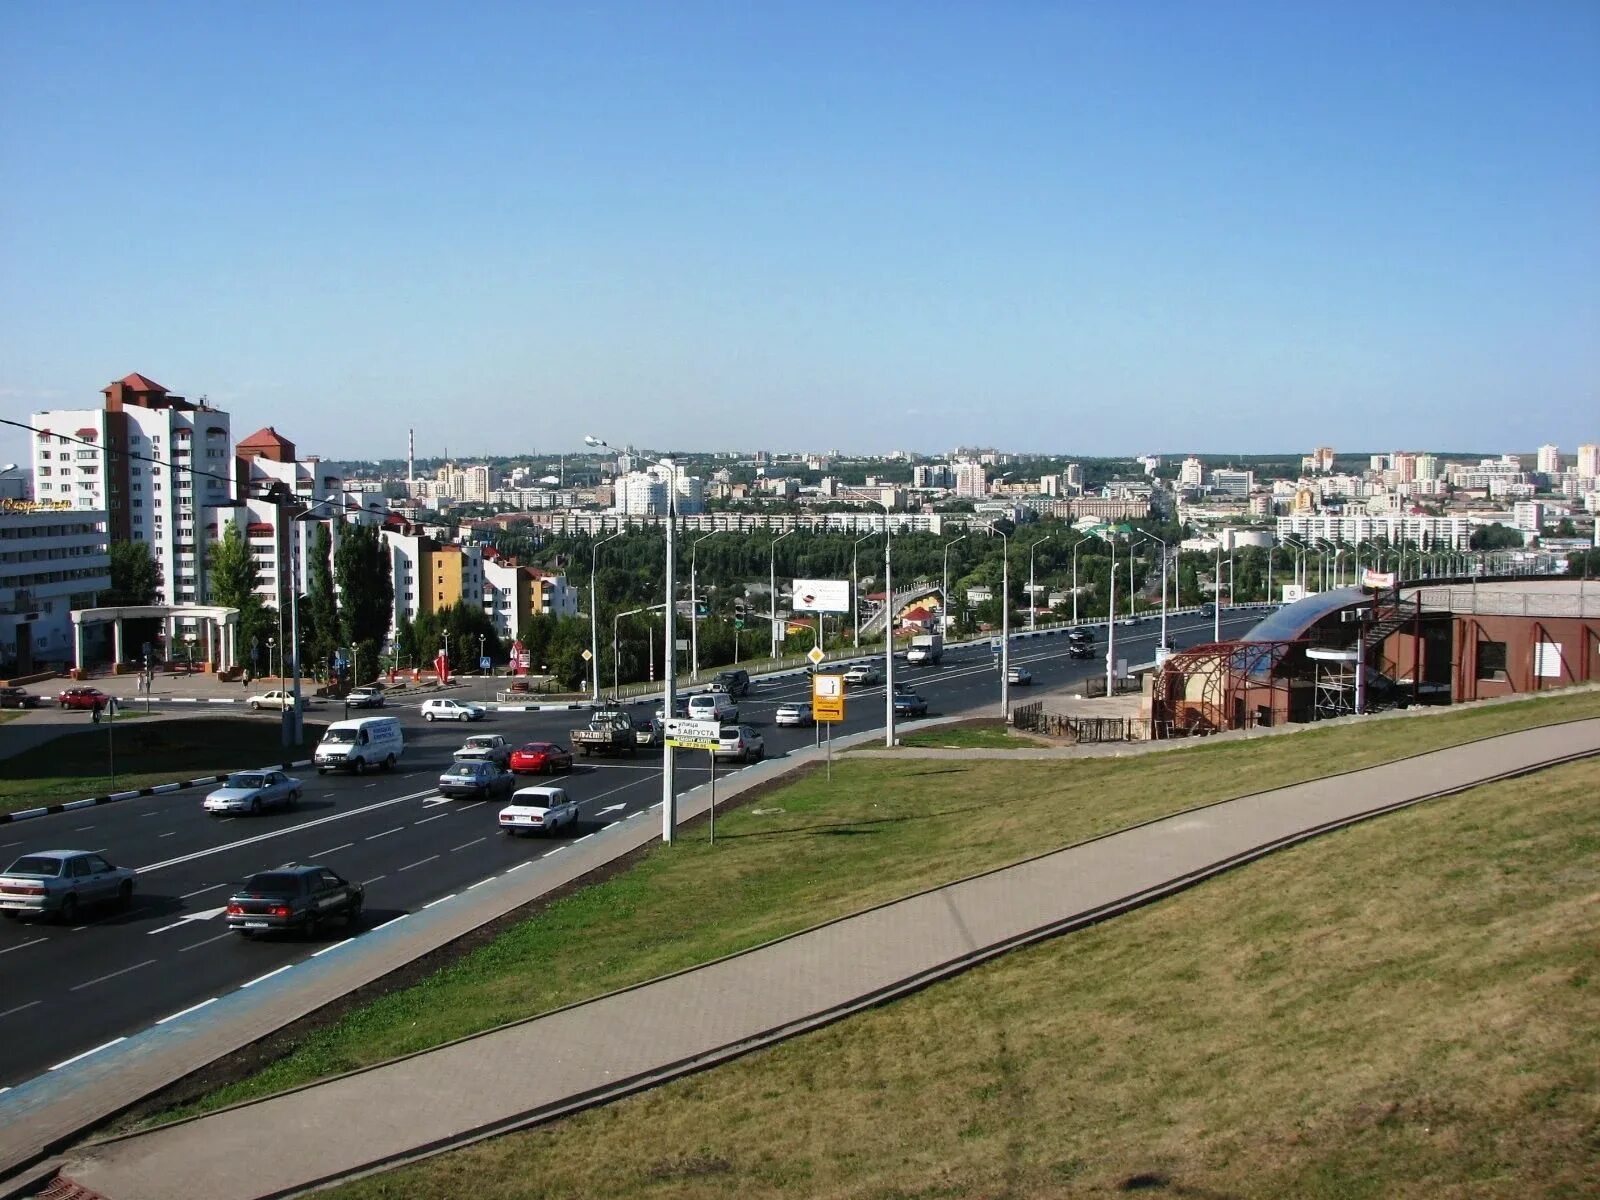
[791,579,851,614]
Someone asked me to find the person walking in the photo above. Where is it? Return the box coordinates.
[91,698,103,724]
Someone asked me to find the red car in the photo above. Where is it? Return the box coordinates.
[57,687,109,710]
[508,741,574,775]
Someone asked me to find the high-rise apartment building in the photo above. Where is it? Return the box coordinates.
[1576,444,1599,481]
[1209,469,1254,497]
[1537,444,1561,474]
[33,373,232,605]
[1301,447,1335,474]
[953,461,987,499]
[1413,454,1440,481]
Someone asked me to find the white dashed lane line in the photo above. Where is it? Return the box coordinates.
[70,959,156,992]
[179,931,233,953]
[0,938,46,957]
[414,812,451,826]
[398,855,439,872]
[451,837,487,852]
[181,883,226,899]
[365,827,404,841]
[241,965,294,989]
[312,843,355,857]
[156,998,217,1025]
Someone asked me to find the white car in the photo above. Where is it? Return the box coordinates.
[843,664,881,685]
[687,692,738,724]
[453,733,511,766]
[714,725,765,763]
[498,785,581,837]
[421,698,486,722]
[1006,666,1033,686]
[247,689,306,711]
[774,702,814,727]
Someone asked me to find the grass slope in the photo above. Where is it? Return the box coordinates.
[326,758,1600,1199]
[153,691,1600,1127]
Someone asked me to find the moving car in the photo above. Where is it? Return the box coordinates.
[0,851,137,922]
[509,741,575,774]
[225,864,363,938]
[247,689,306,711]
[453,733,512,767]
[687,692,739,724]
[345,685,386,709]
[421,697,486,722]
[714,725,766,763]
[774,702,814,727]
[1006,666,1033,686]
[1068,642,1092,660]
[892,691,929,718]
[57,686,109,710]
[204,770,303,816]
[634,718,664,747]
[498,785,581,836]
[842,664,881,686]
[0,686,43,709]
[314,716,405,775]
[711,669,751,697]
[437,759,515,799]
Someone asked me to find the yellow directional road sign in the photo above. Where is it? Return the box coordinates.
[812,673,845,722]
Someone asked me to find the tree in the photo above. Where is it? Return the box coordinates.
[1469,522,1524,550]
[207,525,274,656]
[333,524,394,675]
[100,541,159,607]
[304,523,339,680]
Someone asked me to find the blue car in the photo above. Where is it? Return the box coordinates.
[892,691,928,718]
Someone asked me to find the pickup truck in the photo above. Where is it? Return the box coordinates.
[453,734,512,767]
[570,709,639,757]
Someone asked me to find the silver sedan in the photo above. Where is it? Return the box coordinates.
[204,770,303,815]
[0,851,138,922]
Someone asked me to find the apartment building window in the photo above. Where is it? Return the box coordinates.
[1476,640,1508,682]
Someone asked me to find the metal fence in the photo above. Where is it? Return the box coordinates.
[1010,701,1146,742]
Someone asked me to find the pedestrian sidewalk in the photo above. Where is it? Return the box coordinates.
[43,717,1600,1200]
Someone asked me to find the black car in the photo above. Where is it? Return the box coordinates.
[0,687,43,710]
[712,669,751,697]
[225,864,363,938]
[1068,643,1092,659]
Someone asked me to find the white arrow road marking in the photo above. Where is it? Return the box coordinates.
[421,796,456,807]
[596,804,627,816]
[147,906,229,935]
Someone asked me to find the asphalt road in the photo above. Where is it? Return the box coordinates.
[0,610,1261,1089]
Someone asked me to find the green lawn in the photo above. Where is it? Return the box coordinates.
[142,689,1600,1130]
[325,758,1600,1200]
[893,721,1047,749]
[0,717,327,814]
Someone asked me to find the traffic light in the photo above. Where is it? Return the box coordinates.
[733,598,747,630]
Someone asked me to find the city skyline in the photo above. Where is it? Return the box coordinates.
[3,3,1597,468]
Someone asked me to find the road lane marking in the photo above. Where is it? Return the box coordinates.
[181,883,226,899]
[451,837,487,852]
[241,964,294,988]
[136,787,438,873]
[372,915,408,932]
[179,931,234,953]
[312,938,355,958]
[311,843,355,857]
[467,876,495,890]
[70,959,156,992]
[158,831,177,837]
[414,812,451,825]
[50,1037,127,1070]
[0,937,46,956]
[365,826,404,841]
[74,824,94,831]
[0,1000,41,1020]
[362,874,386,885]
[398,855,439,872]
[156,998,218,1025]
[422,894,455,909]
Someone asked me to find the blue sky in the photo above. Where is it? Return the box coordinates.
[2,2,1596,465]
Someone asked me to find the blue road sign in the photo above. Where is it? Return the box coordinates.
[479,655,492,670]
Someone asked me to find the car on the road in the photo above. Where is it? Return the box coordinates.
[634,718,664,747]
[687,692,739,724]
[842,664,881,686]
[508,741,575,775]
[498,785,581,836]
[1006,666,1033,686]
[345,685,386,709]
[453,733,512,767]
[714,724,766,763]
[1067,642,1092,660]
[1067,628,1093,645]
[0,850,137,923]
[204,770,303,816]
[774,702,814,727]
[246,689,307,711]
[56,686,109,710]
[0,686,44,709]
[892,690,929,718]
[711,668,751,697]
[421,697,486,722]
[437,759,516,800]
[225,864,363,938]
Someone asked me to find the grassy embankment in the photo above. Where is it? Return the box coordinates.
[152,689,1600,1132]
[0,717,326,814]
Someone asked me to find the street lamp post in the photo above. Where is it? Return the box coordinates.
[1134,530,1169,651]
[1071,538,1085,626]
[1212,541,1222,641]
[987,524,1011,717]
[613,607,644,698]
[589,529,622,703]
[1107,534,1120,694]
[852,532,875,649]
[769,528,793,660]
[941,533,967,638]
[690,532,715,681]
[1027,532,1053,631]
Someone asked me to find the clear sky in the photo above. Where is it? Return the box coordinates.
[2,1,1596,467]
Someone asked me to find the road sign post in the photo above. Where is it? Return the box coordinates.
[812,672,845,779]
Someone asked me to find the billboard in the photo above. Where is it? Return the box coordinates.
[1362,568,1397,591]
[791,579,850,614]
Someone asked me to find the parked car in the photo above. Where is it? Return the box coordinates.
[711,669,751,697]
[225,864,363,938]
[421,697,486,722]
[0,686,43,709]
[345,685,386,709]
[774,702,814,727]
[892,691,929,718]
[246,689,306,711]
[57,686,109,711]
[498,785,581,836]
[508,741,574,775]
[714,724,766,763]
[687,692,739,724]
[0,850,137,923]
[453,733,512,767]
[1006,666,1033,686]
[437,759,515,800]
[843,664,881,685]
[204,770,303,816]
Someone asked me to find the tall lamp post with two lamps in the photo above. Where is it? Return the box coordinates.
[941,533,967,637]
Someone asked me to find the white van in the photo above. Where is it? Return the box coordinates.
[687,692,739,724]
[315,716,405,775]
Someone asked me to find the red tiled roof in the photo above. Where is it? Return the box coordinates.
[115,372,167,393]
[236,426,295,451]
[903,605,933,621]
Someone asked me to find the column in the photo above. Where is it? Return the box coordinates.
[113,617,124,665]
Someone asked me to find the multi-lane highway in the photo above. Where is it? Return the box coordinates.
[0,610,1261,1088]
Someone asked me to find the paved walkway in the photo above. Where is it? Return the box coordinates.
[42,716,1600,1200]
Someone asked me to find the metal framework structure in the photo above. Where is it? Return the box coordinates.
[1150,639,1300,738]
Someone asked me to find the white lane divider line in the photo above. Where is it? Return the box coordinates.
[544,847,566,855]
[458,801,487,811]
[362,874,386,885]
[178,931,233,954]
[0,999,41,1020]
[156,997,218,1025]
[451,837,487,852]
[577,833,595,842]
[311,938,355,958]
[241,964,294,989]
[414,812,451,826]
[158,831,177,838]
[181,883,226,899]
[311,843,355,857]
[365,826,404,841]
[507,861,531,871]
[372,915,409,932]
[422,894,456,909]
[466,876,495,890]
[70,959,156,992]
[398,855,440,873]
[50,1037,126,1071]
[0,937,46,957]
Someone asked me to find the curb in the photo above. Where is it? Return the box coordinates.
[0,760,316,825]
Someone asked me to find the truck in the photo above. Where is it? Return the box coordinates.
[906,633,944,665]
[570,709,639,757]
